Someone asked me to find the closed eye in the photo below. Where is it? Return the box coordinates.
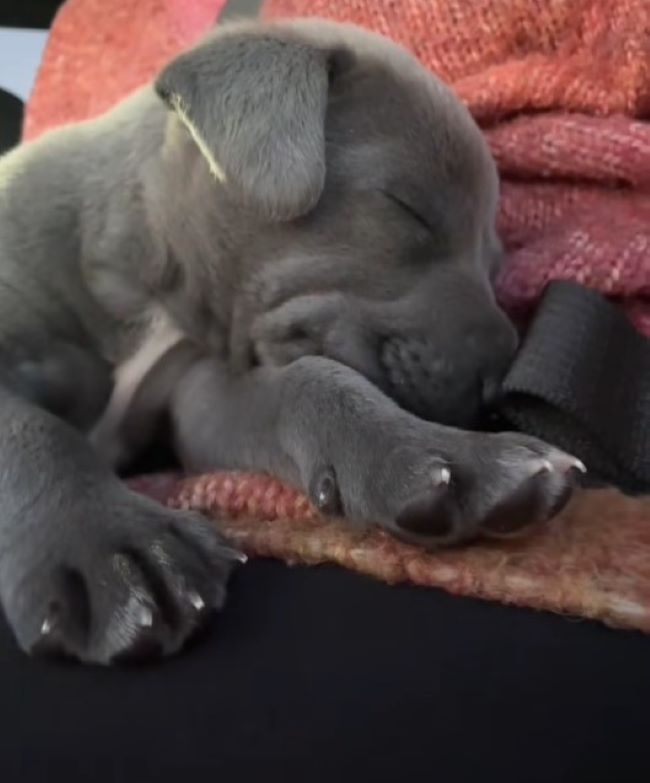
[382,190,432,233]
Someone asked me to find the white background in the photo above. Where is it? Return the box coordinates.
[0,28,48,101]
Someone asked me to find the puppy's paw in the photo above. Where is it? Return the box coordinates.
[2,491,243,665]
[395,433,584,546]
[320,427,584,548]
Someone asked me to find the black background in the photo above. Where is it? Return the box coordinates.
[1,2,649,781]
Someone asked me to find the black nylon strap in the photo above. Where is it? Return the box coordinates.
[496,281,650,495]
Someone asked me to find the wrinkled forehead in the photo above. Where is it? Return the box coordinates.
[333,71,497,238]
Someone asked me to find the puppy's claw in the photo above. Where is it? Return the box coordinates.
[436,466,451,485]
[136,605,153,628]
[188,590,205,612]
[31,603,69,659]
[547,453,588,475]
[571,457,587,474]
[214,544,247,564]
[310,467,342,515]
[40,600,63,638]
[529,454,585,478]
[224,547,247,564]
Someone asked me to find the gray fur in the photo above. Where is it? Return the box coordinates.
[156,27,331,220]
[0,18,578,665]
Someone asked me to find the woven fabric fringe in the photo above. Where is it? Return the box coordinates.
[128,471,650,634]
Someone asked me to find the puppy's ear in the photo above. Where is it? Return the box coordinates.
[155,30,335,221]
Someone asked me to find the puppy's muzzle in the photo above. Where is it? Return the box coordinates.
[249,291,518,427]
[380,326,517,426]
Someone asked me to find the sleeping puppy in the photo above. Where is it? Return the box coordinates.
[0,18,583,665]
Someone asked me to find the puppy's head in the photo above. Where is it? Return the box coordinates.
[155,18,517,427]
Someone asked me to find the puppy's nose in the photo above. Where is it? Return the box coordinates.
[378,310,518,425]
[465,314,519,384]
[464,313,519,361]
[482,375,503,407]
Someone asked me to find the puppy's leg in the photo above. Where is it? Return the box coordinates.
[172,356,582,546]
[0,342,241,664]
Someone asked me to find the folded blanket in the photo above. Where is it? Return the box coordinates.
[23,0,226,139]
[23,0,650,632]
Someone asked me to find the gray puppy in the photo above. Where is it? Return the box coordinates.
[0,17,582,665]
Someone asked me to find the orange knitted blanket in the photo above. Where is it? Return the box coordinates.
[24,0,650,632]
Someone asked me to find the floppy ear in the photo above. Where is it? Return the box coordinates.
[155,29,332,221]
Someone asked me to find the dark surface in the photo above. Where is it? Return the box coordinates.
[3,560,650,783]
[0,88,23,151]
[0,0,257,29]
[0,0,65,28]
[2,4,650,782]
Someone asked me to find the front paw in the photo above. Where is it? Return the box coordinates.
[1,488,243,665]
[315,427,584,547]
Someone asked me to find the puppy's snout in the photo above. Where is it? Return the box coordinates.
[379,313,518,426]
[464,316,519,402]
[481,375,503,407]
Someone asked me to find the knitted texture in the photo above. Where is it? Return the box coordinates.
[128,472,650,634]
[263,0,650,335]
[23,0,225,140]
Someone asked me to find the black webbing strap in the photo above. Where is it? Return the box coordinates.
[495,281,650,495]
